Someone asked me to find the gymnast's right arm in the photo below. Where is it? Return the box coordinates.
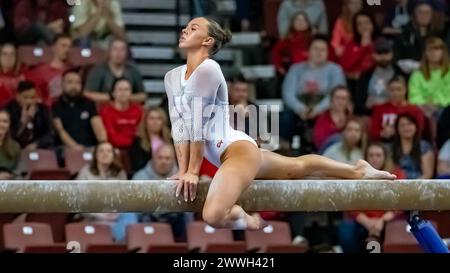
[164,74,190,177]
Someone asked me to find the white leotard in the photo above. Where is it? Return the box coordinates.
[164,58,257,167]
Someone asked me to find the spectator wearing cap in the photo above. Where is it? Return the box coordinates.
[26,34,73,107]
[6,80,53,150]
[84,39,147,104]
[52,70,107,151]
[394,0,448,73]
[355,37,405,115]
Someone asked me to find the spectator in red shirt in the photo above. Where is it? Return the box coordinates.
[331,0,363,58]
[26,34,73,107]
[370,75,425,141]
[340,11,377,80]
[338,142,405,253]
[313,85,352,152]
[12,0,69,45]
[0,43,26,107]
[272,11,312,76]
[100,78,143,149]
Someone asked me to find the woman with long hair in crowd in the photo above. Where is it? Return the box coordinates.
[392,113,435,179]
[130,106,172,174]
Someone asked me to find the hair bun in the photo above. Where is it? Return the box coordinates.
[222,29,232,46]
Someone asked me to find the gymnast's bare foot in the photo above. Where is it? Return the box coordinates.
[246,213,269,230]
[355,160,396,180]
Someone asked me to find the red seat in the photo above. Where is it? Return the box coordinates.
[3,223,54,252]
[17,46,52,67]
[245,221,304,253]
[126,223,188,253]
[64,148,94,175]
[24,244,68,253]
[25,213,71,243]
[86,244,128,253]
[65,222,114,253]
[383,220,438,253]
[69,47,105,67]
[422,211,450,238]
[187,221,245,253]
[20,149,59,174]
[18,46,105,68]
[28,169,72,180]
[0,214,20,252]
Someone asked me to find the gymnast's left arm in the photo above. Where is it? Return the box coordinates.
[177,62,221,202]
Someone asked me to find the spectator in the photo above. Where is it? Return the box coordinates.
[338,142,404,253]
[26,34,73,107]
[52,69,107,150]
[438,139,450,177]
[281,35,345,147]
[100,78,143,149]
[272,11,312,75]
[12,0,69,45]
[228,75,264,143]
[71,0,126,49]
[277,0,328,37]
[370,75,425,142]
[0,109,20,180]
[76,141,137,242]
[340,11,377,82]
[408,36,450,117]
[130,107,172,174]
[331,0,363,58]
[394,1,447,71]
[132,144,178,180]
[382,0,411,36]
[354,37,405,115]
[133,144,192,241]
[437,105,450,148]
[392,113,435,179]
[84,39,147,103]
[0,43,26,107]
[6,80,53,149]
[282,35,346,122]
[322,117,366,165]
[313,86,352,152]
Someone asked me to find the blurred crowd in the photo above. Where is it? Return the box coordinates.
[1,0,450,253]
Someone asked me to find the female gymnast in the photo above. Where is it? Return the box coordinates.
[165,17,396,230]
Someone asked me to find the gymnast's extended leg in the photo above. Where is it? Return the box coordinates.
[255,150,396,180]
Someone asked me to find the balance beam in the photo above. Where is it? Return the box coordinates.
[0,180,449,213]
